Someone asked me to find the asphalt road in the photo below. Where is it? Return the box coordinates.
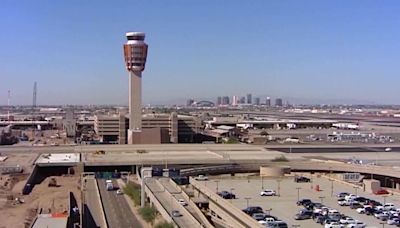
[97,179,142,228]
[266,146,400,153]
[145,178,200,227]
[158,177,207,225]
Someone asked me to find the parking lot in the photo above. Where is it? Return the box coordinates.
[202,174,400,227]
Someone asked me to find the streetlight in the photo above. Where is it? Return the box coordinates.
[296,187,301,202]
[230,188,235,203]
[261,176,264,190]
[215,180,220,193]
[380,222,386,228]
[330,180,334,197]
[383,195,388,205]
[319,196,325,204]
[265,208,272,215]
[277,179,282,197]
[244,197,251,208]
[353,186,358,195]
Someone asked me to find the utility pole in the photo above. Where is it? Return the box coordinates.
[7,90,10,123]
[33,81,37,108]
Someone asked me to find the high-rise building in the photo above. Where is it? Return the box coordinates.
[186,99,194,106]
[240,96,246,104]
[246,93,252,104]
[254,97,260,105]
[222,96,230,105]
[123,32,148,144]
[265,97,271,107]
[232,96,239,106]
[275,98,283,107]
[216,96,222,106]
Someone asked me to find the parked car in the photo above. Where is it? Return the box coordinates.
[265,221,288,228]
[242,206,263,216]
[383,203,396,210]
[194,175,208,181]
[260,189,276,196]
[294,210,313,220]
[116,189,123,195]
[387,218,400,225]
[337,192,350,199]
[349,202,363,209]
[374,189,389,195]
[338,199,352,206]
[339,216,355,224]
[374,211,389,221]
[297,199,312,206]
[252,213,267,221]
[294,176,311,183]
[217,191,236,199]
[324,221,344,228]
[346,221,366,228]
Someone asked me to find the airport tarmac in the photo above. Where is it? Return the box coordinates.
[202,175,400,228]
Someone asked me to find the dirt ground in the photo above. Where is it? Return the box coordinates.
[0,175,81,228]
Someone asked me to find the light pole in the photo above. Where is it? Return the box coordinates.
[330,180,334,197]
[277,179,282,197]
[296,187,301,202]
[383,195,388,205]
[319,196,325,204]
[230,188,235,203]
[265,208,272,215]
[353,186,358,195]
[261,176,264,190]
[215,180,220,193]
[245,197,251,208]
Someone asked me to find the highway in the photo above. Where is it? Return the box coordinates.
[83,177,107,228]
[145,178,201,228]
[157,177,208,226]
[97,179,142,228]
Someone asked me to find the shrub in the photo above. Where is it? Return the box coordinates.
[154,222,174,228]
[123,182,141,206]
[271,155,289,162]
[139,205,157,224]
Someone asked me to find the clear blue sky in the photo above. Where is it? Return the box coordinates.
[1,0,400,105]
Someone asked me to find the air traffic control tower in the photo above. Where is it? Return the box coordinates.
[123,32,148,144]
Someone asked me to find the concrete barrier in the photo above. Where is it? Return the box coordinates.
[190,177,263,228]
[168,178,214,228]
[143,181,177,226]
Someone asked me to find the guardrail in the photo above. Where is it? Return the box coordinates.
[190,177,263,228]
[167,178,214,228]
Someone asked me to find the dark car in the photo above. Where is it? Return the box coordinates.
[313,214,327,224]
[242,206,263,216]
[353,197,368,204]
[294,210,313,220]
[364,207,376,215]
[350,202,363,209]
[294,176,311,183]
[217,191,236,199]
[296,199,312,206]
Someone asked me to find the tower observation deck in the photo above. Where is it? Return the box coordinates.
[123,32,148,144]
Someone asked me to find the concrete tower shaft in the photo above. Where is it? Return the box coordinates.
[123,32,148,144]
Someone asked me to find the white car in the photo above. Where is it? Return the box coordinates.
[384,203,395,210]
[338,199,352,206]
[194,175,208,181]
[356,206,371,214]
[345,194,357,201]
[340,217,355,224]
[116,189,123,195]
[387,218,400,225]
[260,189,276,196]
[325,222,344,228]
[346,221,366,228]
[178,199,187,206]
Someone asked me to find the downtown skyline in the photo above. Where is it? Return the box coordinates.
[1,1,400,105]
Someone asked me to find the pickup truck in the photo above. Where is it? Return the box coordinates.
[194,175,209,181]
